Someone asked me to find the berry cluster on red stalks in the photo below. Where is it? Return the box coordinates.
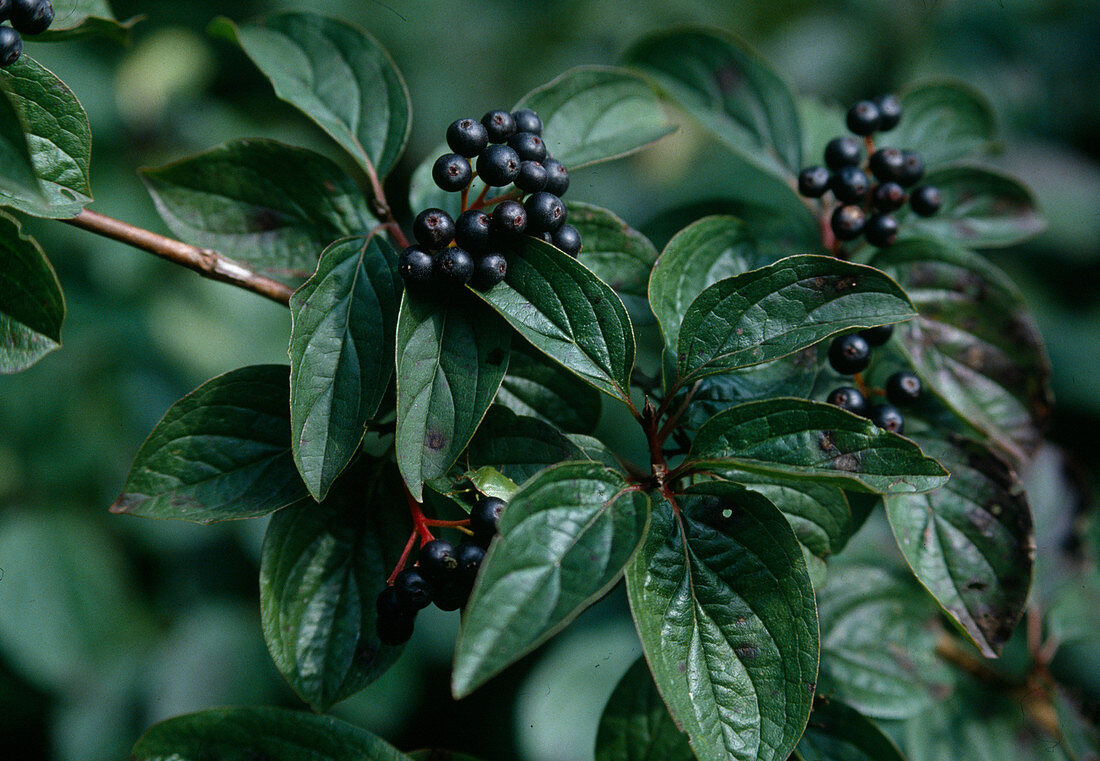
[798,95,943,249]
[0,0,54,68]
[398,108,581,293]
[375,495,506,646]
[825,325,924,433]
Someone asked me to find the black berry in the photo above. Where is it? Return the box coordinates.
[477,144,521,187]
[830,205,866,241]
[826,386,868,416]
[471,496,505,540]
[471,252,508,291]
[531,231,554,244]
[376,586,410,617]
[859,324,894,347]
[875,94,902,131]
[516,160,548,193]
[869,148,904,183]
[828,334,872,375]
[429,577,467,612]
[543,158,570,196]
[552,224,582,257]
[413,208,455,250]
[865,213,899,248]
[508,131,547,163]
[524,191,566,233]
[446,117,489,158]
[846,100,881,135]
[885,371,923,406]
[0,26,22,68]
[909,185,943,217]
[434,247,474,286]
[897,150,924,187]
[392,568,432,611]
[824,136,862,169]
[455,210,491,252]
[11,0,52,35]
[870,403,905,434]
[418,539,458,578]
[830,167,870,204]
[491,199,527,238]
[512,108,543,135]
[433,153,472,192]
[398,246,434,287]
[455,541,486,584]
[481,109,516,143]
[376,612,414,645]
[798,166,831,198]
[871,182,907,212]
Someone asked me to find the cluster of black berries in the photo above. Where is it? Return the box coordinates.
[825,325,923,433]
[375,495,506,645]
[798,95,944,248]
[0,0,54,68]
[398,108,581,293]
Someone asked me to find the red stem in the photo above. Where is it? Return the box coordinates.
[386,530,419,585]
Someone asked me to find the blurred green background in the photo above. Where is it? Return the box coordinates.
[2,1,1098,759]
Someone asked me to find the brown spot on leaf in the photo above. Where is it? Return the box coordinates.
[426,432,446,451]
[966,580,989,591]
[714,63,744,93]
[248,207,283,232]
[486,348,506,366]
[678,660,687,673]
[734,644,760,660]
[834,275,859,292]
[833,453,860,472]
[819,431,837,453]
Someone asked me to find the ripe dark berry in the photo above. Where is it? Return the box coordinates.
[512,108,543,135]
[875,94,903,131]
[870,403,905,434]
[392,568,432,611]
[909,185,943,217]
[477,144,521,187]
[524,191,566,233]
[491,199,527,238]
[418,539,458,579]
[446,117,489,158]
[826,386,868,416]
[0,26,22,68]
[376,612,414,645]
[455,210,491,252]
[846,100,881,136]
[552,224,582,257]
[413,208,455,250]
[798,166,831,198]
[376,587,409,617]
[398,246,434,286]
[471,252,508,291]
[871,182,907,212]
[12,0,52,35]
[830,167,870,204]
[885,371,923,406]
[828,334,872,375]
[865,213,899,248]
[455,541,486,584]
[433,153,472,192]
[859,324,894,347]
[830,205,866,241]
[471,496,505,540]
[897,150,924,187]
[481,109,516,143]
[824,136,862,170]
[433,247,474,286]
[507,131,547,163]
[543,158,570,196]
[869,148,904,183]
[516,160,548,193]
[430,577,467,612]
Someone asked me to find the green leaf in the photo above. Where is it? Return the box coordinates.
[867,239,1052,459]
[289,234,400,499]
[797,698,908,761]
[689,398,950,495]
[903,165,1045,249]
[677,255,915,382]
[816,564,952,720]
[0,82,42,202]
[0,56,92,218]
[495,341,602,435]
[131,706,413,761]
[466,406,584,484]
[594,658,694,761]
[395,293,510,500]
[0,211,64,373]
[514,66,674,170]
[885,434,1033,658]
[473,237,635,403]
[1054,685,1100,761]
[624,482,818,761]
[111,365,311,523]
[142,139,374,281]
[624,27,802,177]
[211,13,411,178]
[890,81,996,167]
[37,1,137,43]
[452,462,649,697]
[260,463,411,711]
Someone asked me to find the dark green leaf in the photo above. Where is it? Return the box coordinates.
[594,658,694,761]
[131,706,412,761]
[0,211,64,373]
[395,293,510,500]
[111,365,311,522]
[1047,569,1100,646]
[514,66,674,170]
[891,81,996,167]
[289,234,400,499]
[452,462,649,697]
[260,463,411,711]
[885,434,1033,658]
[689,398,950,495]
[624,482,818,761]
[37,0,137,43]
[0,56,92,218]
[495,341,602,435]
[816,564,952,720]
[142,139,374,281]
[868,239,1052,460]
[624,27,803,177]
[1054,685,1100,761]
[211,13,411,178]
[473,237,635,403]
[677,255,914,381]
[0,82,41,202]
[797,698,908,761]
[465,406,584,484]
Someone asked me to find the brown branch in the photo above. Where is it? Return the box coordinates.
[63,210,295,306]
